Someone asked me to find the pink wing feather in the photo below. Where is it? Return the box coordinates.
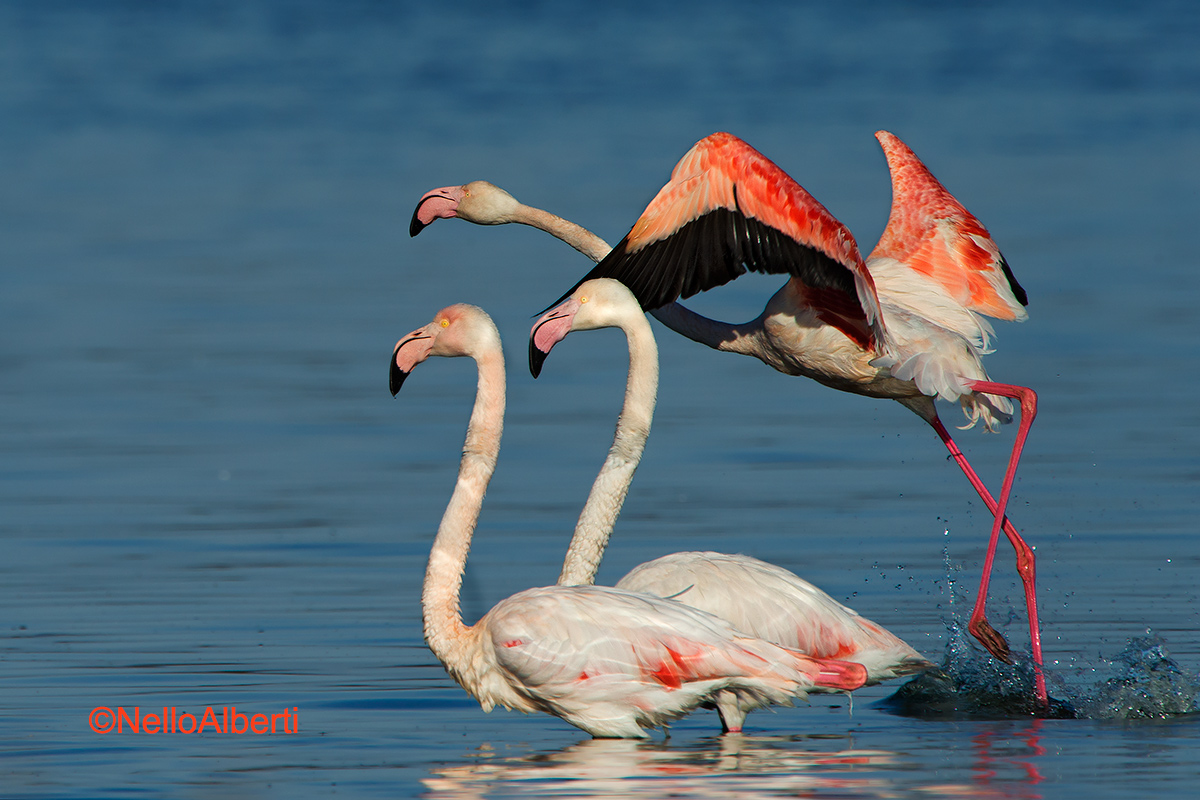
[569,133,888,352]
[869,131,1028,322]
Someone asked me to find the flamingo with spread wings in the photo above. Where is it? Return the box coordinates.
[392,303,866,738]
[409,131,1045,704]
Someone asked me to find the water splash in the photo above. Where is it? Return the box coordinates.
[883,543,1200,720]
[1074,635,1200,720]
[880,620,1074,719]
[880,626,1199,721]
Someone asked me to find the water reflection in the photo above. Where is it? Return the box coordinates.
[964,722,1046,798]
[420,729,1058,798]
[421,735,899,799]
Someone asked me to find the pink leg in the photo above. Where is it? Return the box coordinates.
[929,382,1046,705]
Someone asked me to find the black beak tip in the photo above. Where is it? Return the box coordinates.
[390,359,409,396]
[408,211,427,238]
[528,341,548,379]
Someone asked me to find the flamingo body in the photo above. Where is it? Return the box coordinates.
[574,133,1022,424]
[394,303,865,739]
[531,280,929,731]
[614,552,930,731]
[615,551,928,683]
[465,584,864,739]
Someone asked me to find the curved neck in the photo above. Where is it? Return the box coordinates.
[515,205,612,263]
[422,348,505,661]
[558,313,658,586]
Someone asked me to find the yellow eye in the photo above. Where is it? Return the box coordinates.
[440,319,449,328]
[580,296,588,303]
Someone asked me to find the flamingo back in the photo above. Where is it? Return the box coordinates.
[615,552,931,685]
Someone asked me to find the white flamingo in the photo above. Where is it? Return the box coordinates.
[529,278,930,731]
[409,132,1046,705]
[391,303,867,738]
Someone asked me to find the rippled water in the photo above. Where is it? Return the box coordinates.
[3,1,1199,797]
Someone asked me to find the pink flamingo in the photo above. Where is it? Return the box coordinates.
[408,132,1045,704]
[391,303,866,738]
[530,278,931,731]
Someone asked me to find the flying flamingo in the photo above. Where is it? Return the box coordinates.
[530,278,931,731]
[390,303,866,738]
[408,133,1046,705]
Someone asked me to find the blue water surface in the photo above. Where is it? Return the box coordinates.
[2,1,1199,797]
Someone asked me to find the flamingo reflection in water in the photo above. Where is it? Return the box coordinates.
[421,736,899,800]
[420,724,1048,800]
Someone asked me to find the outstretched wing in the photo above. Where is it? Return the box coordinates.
[562,132,886,350]
[869,131,1027,322]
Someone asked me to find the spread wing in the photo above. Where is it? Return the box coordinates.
[559,132,886,351]
[869,130,1027,323]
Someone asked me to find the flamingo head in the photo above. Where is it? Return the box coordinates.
[409,181,521,236]
[528,278,640,379]
[391,304,500,395]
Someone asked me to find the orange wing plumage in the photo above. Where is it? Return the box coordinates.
[571,132,886,349]
[869,131,1028,322]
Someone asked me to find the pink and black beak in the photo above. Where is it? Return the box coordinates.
[528,328,550,379]
[409,186,463,237]
[528,298,580,379]
[390,333,431,395]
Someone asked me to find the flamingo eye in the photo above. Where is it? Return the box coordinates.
[580,296,588,304]
[440,319,449,328]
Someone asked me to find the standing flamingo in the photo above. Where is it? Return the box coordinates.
[408,133,1046,705]
[391,303,866,738]
[530,278,931,731]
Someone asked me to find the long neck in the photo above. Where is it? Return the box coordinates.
[648,303,763,356]
[558,313,658,586]
[422,349,505,663]
[514,204,612,263]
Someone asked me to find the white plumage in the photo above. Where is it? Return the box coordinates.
[531,279,929,732]
[394,303,865,739]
